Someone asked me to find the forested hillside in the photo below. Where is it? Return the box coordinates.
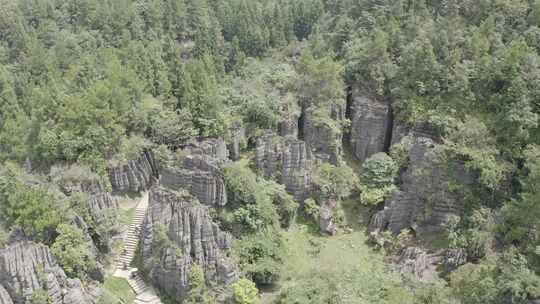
[1,0,540,303]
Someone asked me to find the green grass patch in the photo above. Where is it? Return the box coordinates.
[98,277,135,304]
[264,223,416,304]
[120,208,135,226]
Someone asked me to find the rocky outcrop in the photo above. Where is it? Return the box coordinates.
[394,247,441,282]
[139,187,237,301]
[393,247,467,282]
[0,242,92,304]
[108,150,158,193]
[0,284,13,304]
[349,91,392,164]
[180,138,228,163]
[319,200,338,235]
[256,132,312,201]
[161,140,228,206]
[390,120,439,146]
[370,136,474,235]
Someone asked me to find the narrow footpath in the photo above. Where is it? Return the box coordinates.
[113,192,162,304]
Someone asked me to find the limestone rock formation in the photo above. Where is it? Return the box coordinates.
[390,120,439,146]
[256,132,312,201]
[181,138,228,163]
[161,139,229,206]
[394,247,441,282]
[370,136,474,235]
[108,150,158,193]
[0,284,13,304]
[139,187,237,301]
[0,242,92,304]
[349,91,392,164]
[319,203,338,235]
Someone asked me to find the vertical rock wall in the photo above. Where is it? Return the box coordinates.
[160,139,229,207]
[0,242,92,304]
[349,89,392,164]
[108,150,158,193]
[139,187,237,301]
[369,136,474,235]
[256,132,312,202]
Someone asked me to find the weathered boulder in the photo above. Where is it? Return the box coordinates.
[108,150,158,193]
[139,187,237,301]
[319,203,338,235]
[394,247,441,282]
[256,132,312,201]
[0,242,92,304]
[349,91,392,164]
[370,136,474,235]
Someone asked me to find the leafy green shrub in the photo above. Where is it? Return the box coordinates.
[234,232,283,285]
[359,153,397,205]
[232,278,259,304]
[223,160,288,232]
[449,262,498,304]
[28,289,52,304]
[303,198,319,218]
[443,117,509,190]
[51,224,96,278]
[0,164,66,242]
[312,163,358,199]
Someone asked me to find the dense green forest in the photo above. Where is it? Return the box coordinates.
[2,0,540,303]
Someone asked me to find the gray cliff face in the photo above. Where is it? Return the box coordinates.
[370,136,474,235]
[139,187,237,301]
[108,150,158,193]
[0,242,92,304]
[256,132,312,202]
[349,91,392,164]
[161,139,229,206]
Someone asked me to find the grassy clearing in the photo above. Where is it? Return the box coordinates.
[261,219,416,304]
[99,277,135,304]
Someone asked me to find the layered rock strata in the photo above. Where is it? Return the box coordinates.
[108,150,158,193]
[161,139,229,206]
[256,132,312,201]
[0,242,92,304]
[139,187,237,301]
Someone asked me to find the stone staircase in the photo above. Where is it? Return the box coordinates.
[113,192,162,304]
